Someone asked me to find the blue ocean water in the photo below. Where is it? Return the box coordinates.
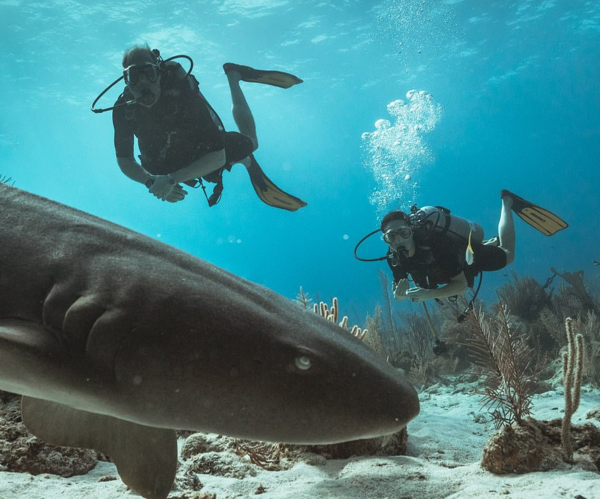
[1,0,599,324]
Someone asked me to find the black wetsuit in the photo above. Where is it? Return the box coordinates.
[387,233,507,289]
[112,62,253,177]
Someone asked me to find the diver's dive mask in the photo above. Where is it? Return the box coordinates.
[382,227,412,245]
[123,63,161,86]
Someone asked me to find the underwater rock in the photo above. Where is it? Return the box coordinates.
[181,428,409,474]
[173,465,204,492]
[181,433,232,459]
[187,451,257,479]
[167,493,216,499]
[482,418,600,474]
[482,419,559,473]
[0,392,97,477]
[181,433,325,472]
[587,407,600,422]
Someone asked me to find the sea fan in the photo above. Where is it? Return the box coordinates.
[465,304,535,428]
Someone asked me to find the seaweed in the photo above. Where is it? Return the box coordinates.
[364,306,390,359]
[496,271,552,322]
[464,304,535,428]
[0,174,15,185]
[552,268,598,313]
[295,286,313,309]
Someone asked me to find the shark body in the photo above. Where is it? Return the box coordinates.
[0,185,419,498]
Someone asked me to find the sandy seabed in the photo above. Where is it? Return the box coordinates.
[1,384,599,499]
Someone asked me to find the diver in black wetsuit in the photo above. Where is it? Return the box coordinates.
[112,44,306,210]
[381,189,568,303]
[382,194,517,303]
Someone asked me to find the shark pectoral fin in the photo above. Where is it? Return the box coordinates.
[21,397,177,499]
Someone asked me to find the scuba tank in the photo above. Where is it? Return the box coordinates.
[411,205,484,245]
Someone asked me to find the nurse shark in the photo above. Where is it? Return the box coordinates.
[0,184,419,499]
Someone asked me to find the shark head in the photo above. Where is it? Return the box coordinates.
[114,288,419,444]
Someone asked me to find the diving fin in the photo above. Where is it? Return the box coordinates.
[223,63,303,89]
[245,155,307,211]
[501,189,568,236]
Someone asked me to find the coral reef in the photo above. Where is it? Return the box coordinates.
[482,418,600,474]
[482,418,561,473]
[178,428,409,478]
[481,318,600,474]
[313,296,368,340]
[562,317,585,462]
[186,451,257,479]
[168,493,216,499]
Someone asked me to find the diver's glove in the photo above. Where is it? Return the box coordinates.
[393,279,409,301]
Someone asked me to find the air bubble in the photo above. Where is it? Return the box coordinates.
[374,119,391,130]
[361,90,442,215]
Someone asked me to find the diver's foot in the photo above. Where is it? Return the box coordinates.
[223,63,303,89]
[500,189,514,209]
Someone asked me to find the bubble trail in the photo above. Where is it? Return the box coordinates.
[362,90,442,216]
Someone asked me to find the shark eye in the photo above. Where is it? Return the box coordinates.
[294,355,312,371]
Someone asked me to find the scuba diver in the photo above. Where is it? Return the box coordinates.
[355,189,568,305]
[106,44,306,210]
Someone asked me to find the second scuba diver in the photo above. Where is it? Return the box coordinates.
[357,190,568,306]
[108,44,307,211]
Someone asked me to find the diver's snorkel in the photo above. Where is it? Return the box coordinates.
[90,54,194,114]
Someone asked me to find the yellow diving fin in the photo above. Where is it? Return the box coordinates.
[245,155,307,211]
[501,189,568,236]
[223,63,303,89]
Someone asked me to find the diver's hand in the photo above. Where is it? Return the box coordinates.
[393,279,409,301]
[148,174,177,201]
[165,184,188,203]
[406,287,433,303]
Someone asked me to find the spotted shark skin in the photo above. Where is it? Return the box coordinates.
[0,184,419,499]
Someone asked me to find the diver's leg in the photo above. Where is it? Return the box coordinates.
[498,194,515,265]
[226,71,258,151]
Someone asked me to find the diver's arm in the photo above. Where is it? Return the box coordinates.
[117,157,154,185]
[405,272,468,302]
[435,272,469,298]
[169,149,227,183]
